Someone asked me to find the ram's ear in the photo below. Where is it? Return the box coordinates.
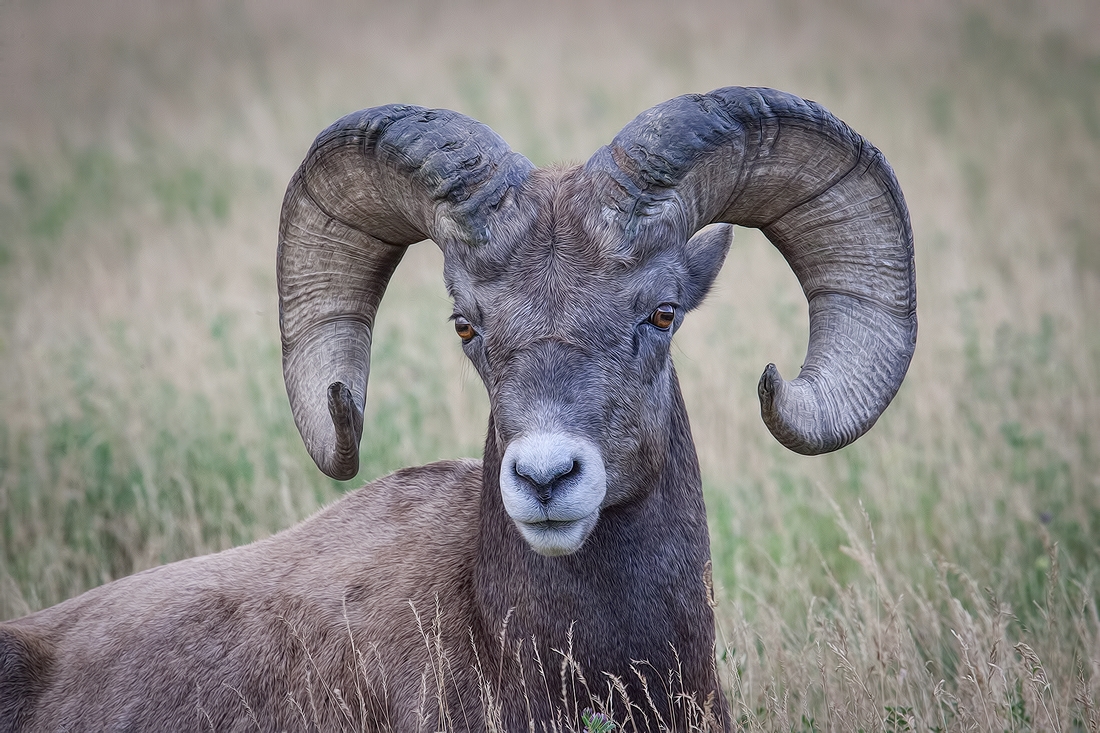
[681,224,733,311]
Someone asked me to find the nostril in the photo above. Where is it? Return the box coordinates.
[514,456,582,505]
[499,434,607,529]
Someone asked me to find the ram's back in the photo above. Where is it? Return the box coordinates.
[0,459,483,732]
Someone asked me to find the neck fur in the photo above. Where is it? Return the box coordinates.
[470,374,723,726]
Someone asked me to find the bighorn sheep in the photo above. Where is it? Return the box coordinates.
[0,87,915,731]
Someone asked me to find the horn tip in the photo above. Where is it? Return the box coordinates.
[757,365,832,456]
[323,381,363,481]
[757,362,782,405]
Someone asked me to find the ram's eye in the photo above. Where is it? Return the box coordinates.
[454,316,477,342]
[648,304,676,330]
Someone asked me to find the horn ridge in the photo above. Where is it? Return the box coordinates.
[278,105,531,479]
[591,85,916,455]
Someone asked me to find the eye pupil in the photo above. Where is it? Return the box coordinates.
[454,316,476,341]
[649,304,675,330]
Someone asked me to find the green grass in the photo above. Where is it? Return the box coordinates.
[2,0,1099,728]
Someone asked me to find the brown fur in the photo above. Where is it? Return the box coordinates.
[1,460,484,731]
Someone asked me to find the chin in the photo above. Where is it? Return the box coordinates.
[515,512,600,556]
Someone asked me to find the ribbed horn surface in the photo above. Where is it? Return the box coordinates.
[278,106,532,479]
[586,87,916,453]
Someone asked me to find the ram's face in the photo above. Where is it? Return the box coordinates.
[442,169,730,556]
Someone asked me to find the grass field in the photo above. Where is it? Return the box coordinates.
[1,0,1099,729]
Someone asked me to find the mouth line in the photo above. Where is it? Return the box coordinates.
[525,518,578,530]
[511,510,600,556]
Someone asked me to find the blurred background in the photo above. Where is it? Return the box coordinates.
[1,0,1098,728]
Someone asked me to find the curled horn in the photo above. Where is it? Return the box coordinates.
[278,106,533,479]
[588,87,916,454]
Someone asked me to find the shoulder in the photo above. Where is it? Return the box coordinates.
[370,457,483,496]
[322,457,483,523]
[278,458,484,557]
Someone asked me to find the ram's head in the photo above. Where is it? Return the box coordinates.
[278,87,916,556]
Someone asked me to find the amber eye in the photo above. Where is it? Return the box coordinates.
[649,303,676,330]
[454,315,477,342]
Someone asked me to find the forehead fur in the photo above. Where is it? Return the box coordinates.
[444,163,691,297]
